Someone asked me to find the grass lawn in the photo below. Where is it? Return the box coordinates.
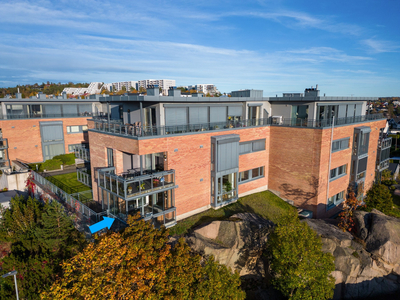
[48,172,91,193]
[169,191,296,236]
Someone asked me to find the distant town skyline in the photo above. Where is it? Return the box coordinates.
[0,0,399,97]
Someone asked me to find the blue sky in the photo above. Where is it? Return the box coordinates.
[0,0,399,96]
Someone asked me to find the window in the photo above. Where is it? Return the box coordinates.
[330,164,347,181]
[107,148,114,167]
[239,166,264,183]
[327,190,345,210]
[239,139,265,155]
[332,138,350,152]
[67,125,88,134]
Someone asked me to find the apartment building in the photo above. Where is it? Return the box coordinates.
[111,81,138,92]
[0,92,107,165]
[78,86,389,228]
[137,79,176,95]
[62,82,103,96]
[188,84,219,95]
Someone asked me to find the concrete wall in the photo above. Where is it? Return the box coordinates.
[0,172,30,191]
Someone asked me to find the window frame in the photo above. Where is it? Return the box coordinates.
[327,190,345,210]
[239,139,266,155]
[66,125,88,134]
[332,137,350,153]
[238,166,264,184]
[330,164,347,181]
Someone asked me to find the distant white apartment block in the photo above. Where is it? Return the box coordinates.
[138,79,176,95]
[62,82,103,96]
[111,81,138,92]
[188,84,219,95]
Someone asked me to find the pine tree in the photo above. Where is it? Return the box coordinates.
[267,211,335,300]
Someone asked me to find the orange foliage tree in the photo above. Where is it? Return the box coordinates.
[338,188,363,232]
[41,214,245,300]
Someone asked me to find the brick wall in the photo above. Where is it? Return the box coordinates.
[89,127,270,218]
[0,117,90,162]
[269,120,386,219]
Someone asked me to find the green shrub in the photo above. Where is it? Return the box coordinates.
[42,159,62,171]
[365,184,394,214]
[53,153,76,166]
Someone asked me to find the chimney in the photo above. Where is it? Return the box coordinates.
[147,84,159,96]
[168,86,181,97]
[316,84,318,90]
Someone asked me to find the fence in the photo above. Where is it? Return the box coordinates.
[31,171,105,227]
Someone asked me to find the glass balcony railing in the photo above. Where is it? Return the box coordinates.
[90,114,385,138]
[77,167,92,187]
[75,147,90,161]
[98,167,176,200]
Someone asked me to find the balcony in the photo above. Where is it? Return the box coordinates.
[378,137,392,149]
[98,167,176,201]
[0,159,10,170]
[75,146,90,162]
[0,138,8,149]
[77,167,92,187]
[90,114,385,138]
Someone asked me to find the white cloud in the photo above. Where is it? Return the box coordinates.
[362,38,400,54]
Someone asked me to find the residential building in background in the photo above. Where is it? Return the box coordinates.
[62,82,103,96]
[138,79,176,95]
[188,84,219,95]
[111,81,138,92]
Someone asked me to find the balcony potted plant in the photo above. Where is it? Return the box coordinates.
[153,178,160,187]
[137,182,146,191]
[127,185,133,194]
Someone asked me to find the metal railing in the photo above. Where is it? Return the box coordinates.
[77,167,92,187]
[31,170,105,224]
[98,167,176,200]
[378,137,392,149]
[0,112,98,120]
[75,147,90,161]
[91,114,385,138]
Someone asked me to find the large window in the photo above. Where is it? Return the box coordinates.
[239,139,265,155]
[330,164,347,181]
[239,166,264,184]
[332,138,350,152]
[67,125,88,134]
[327,190,345,210]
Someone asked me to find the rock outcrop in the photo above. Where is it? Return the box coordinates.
[306,209,400,299]
[186,210,400,299]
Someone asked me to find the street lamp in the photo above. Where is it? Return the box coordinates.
[1,270,19,300]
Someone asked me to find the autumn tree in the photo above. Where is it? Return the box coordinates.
[338,189,363,232]
[42,214,245,300]
[267,211,335,300]
[365,183,394,214]
[0,196,86,299]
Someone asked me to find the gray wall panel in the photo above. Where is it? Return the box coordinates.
[347,104,355,117]
[189,107,208,124]
[228,106,242,116]
[338,104,347,118]
[355,104,362,116]
[210,106,227,123]
[165,107,187,126]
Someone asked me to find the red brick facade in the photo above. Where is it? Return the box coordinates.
[0,117,90,162]
[89,119,386,220]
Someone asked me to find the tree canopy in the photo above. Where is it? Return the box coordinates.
[42,214,245,300]
[267,211,335,300]
[365,183,394,214]
[0,196,86,299]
